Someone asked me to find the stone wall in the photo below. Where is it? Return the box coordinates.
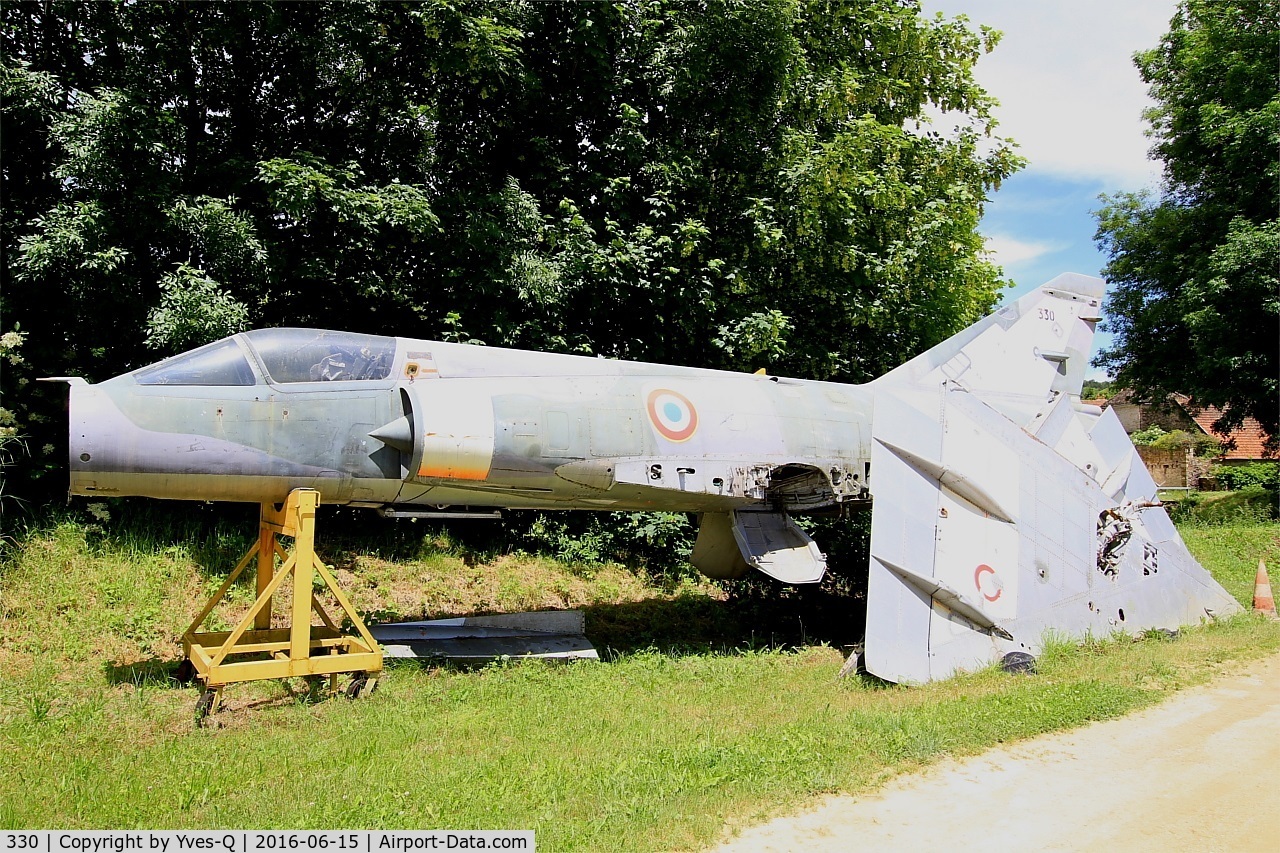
[1136,446,1189,488]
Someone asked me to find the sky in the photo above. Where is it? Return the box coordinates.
[921,0,1180,374]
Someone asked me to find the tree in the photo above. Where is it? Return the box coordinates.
[2,1,1018,499]
[1094,0,1279,443]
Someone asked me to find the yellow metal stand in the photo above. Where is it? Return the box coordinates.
[182,489,382,719]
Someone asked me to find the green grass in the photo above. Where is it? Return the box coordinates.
[1164,486,1279,526]
[1179,521,1280,606]
[2,511,1279,849]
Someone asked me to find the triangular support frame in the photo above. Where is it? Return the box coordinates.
[182,489,382,711]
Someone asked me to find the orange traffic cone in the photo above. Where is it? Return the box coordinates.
[1254,560,1277,618]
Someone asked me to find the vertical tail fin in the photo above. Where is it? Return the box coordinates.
[873,272,1105,427]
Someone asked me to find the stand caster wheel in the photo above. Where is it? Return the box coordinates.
[194,688,219,726]
[344,674,377,699]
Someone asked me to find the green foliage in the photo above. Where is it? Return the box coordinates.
[518,511,696,577]
[145,264,250,351]
[1215,463,1280,492]
[166,196,269,283]
[1131,425,1221,457]
[1094,0,1279,443]
[1167,486,1278,525]
[1130,425,1169,446]
[1081,379,1116,399]
[1155,430,1218,457]
[0,329,25,437]
[714,309,793,367]
[2,0,1019,501]
[0,329,28,515]
[0,326,59,509]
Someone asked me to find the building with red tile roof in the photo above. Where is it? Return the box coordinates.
[1099,391,1275,489]
[1104,391,1275,461]
[1184,404,1276,461]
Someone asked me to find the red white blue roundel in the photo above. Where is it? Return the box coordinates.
[646,389,698,442]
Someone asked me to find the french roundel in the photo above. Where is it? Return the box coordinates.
[646,389,698,442]
[974,564,1003,603]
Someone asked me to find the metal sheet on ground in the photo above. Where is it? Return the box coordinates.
[369,610,599,662]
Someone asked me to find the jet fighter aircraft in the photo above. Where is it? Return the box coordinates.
[49,273,1241,682]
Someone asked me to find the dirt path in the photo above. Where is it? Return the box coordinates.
[714,653,1280,853]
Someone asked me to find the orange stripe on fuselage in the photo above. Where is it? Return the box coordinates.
[418,461,492,481]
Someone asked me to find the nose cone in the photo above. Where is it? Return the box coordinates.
[36,377,104,495]
[51,376,354,503]
[66,382,133,495]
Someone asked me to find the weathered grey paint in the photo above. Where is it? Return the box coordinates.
[67,337,876,516]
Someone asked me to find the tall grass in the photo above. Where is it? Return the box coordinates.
[1166,486,1280,605]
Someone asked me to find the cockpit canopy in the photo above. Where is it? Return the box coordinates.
[244,329,395,383]
[133,329,396,386]
[134,339,256,386]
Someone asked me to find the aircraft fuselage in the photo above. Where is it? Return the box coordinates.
[67,330,874,515]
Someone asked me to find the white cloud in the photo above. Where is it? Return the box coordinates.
[922,0,1176,189]
[983,233,1066,268]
